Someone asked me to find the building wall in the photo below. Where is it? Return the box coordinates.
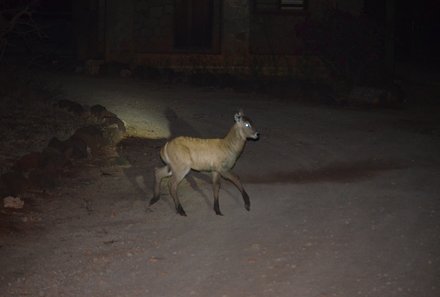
[73,0,106,60]
[335,0,364,15]
[133,0,174,53]
[105,0,134,62]
[133,0,252,71]
[248,0,364,55]
[222,0,251,56]
[250,11,306,55]
[77,0,364,73]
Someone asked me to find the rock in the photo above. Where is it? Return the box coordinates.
[49,136,89,160]
[108,156,130,167]
[73,125,107,156]
[90,105,123,126]
[48,137,66,153]
[101,116,127,144]
[102,116,126,132]
[3,196,24,209]
[90,104,117,124]
[63,135,90,159]
[90,104,107,118]
[103,125,125,144]
[55,99,85,115]
[96,110,118,124]
[101,110,118,120]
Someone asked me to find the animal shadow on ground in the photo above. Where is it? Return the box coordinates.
[243,159,405,184]
[116,108,212,209]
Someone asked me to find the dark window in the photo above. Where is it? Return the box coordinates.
[174,0,214,50]
[255,0,307,13]
[280,0,306,11]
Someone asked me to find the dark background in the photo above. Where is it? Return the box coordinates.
[2,0,439,66]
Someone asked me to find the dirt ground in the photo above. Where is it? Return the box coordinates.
[1,72,440,297]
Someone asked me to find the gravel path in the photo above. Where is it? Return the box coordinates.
[1,74,439,297]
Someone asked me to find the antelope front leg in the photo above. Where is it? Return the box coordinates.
[212,171,223,216]
[220,171,250,211]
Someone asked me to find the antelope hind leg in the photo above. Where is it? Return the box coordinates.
[150,165,172,205]
[168,168,190,216]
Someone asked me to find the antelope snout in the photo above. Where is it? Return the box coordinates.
[251,132,260,140]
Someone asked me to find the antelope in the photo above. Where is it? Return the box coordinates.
[149,111,259,216]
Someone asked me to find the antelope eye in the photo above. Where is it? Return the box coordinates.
[244,123,251,128]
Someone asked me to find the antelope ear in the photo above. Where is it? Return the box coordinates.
[234,110,244,122]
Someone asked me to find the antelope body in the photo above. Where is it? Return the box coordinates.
[150,111,258,216]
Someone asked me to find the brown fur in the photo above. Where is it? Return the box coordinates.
[150,111,258,216]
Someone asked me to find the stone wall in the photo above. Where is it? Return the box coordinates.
[105,0,134,62]
[250,13,305,55]
[73,0,106,60]
[90,0,365,74]
[248,0,364,55]
[335,0,364,15]
[133,0,174,53]
[222,0,250,57]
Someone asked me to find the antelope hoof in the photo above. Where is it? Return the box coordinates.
[177,204,187,216]
[242,192,250,211]
[214,209,224,216]
[149,196,160,206]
